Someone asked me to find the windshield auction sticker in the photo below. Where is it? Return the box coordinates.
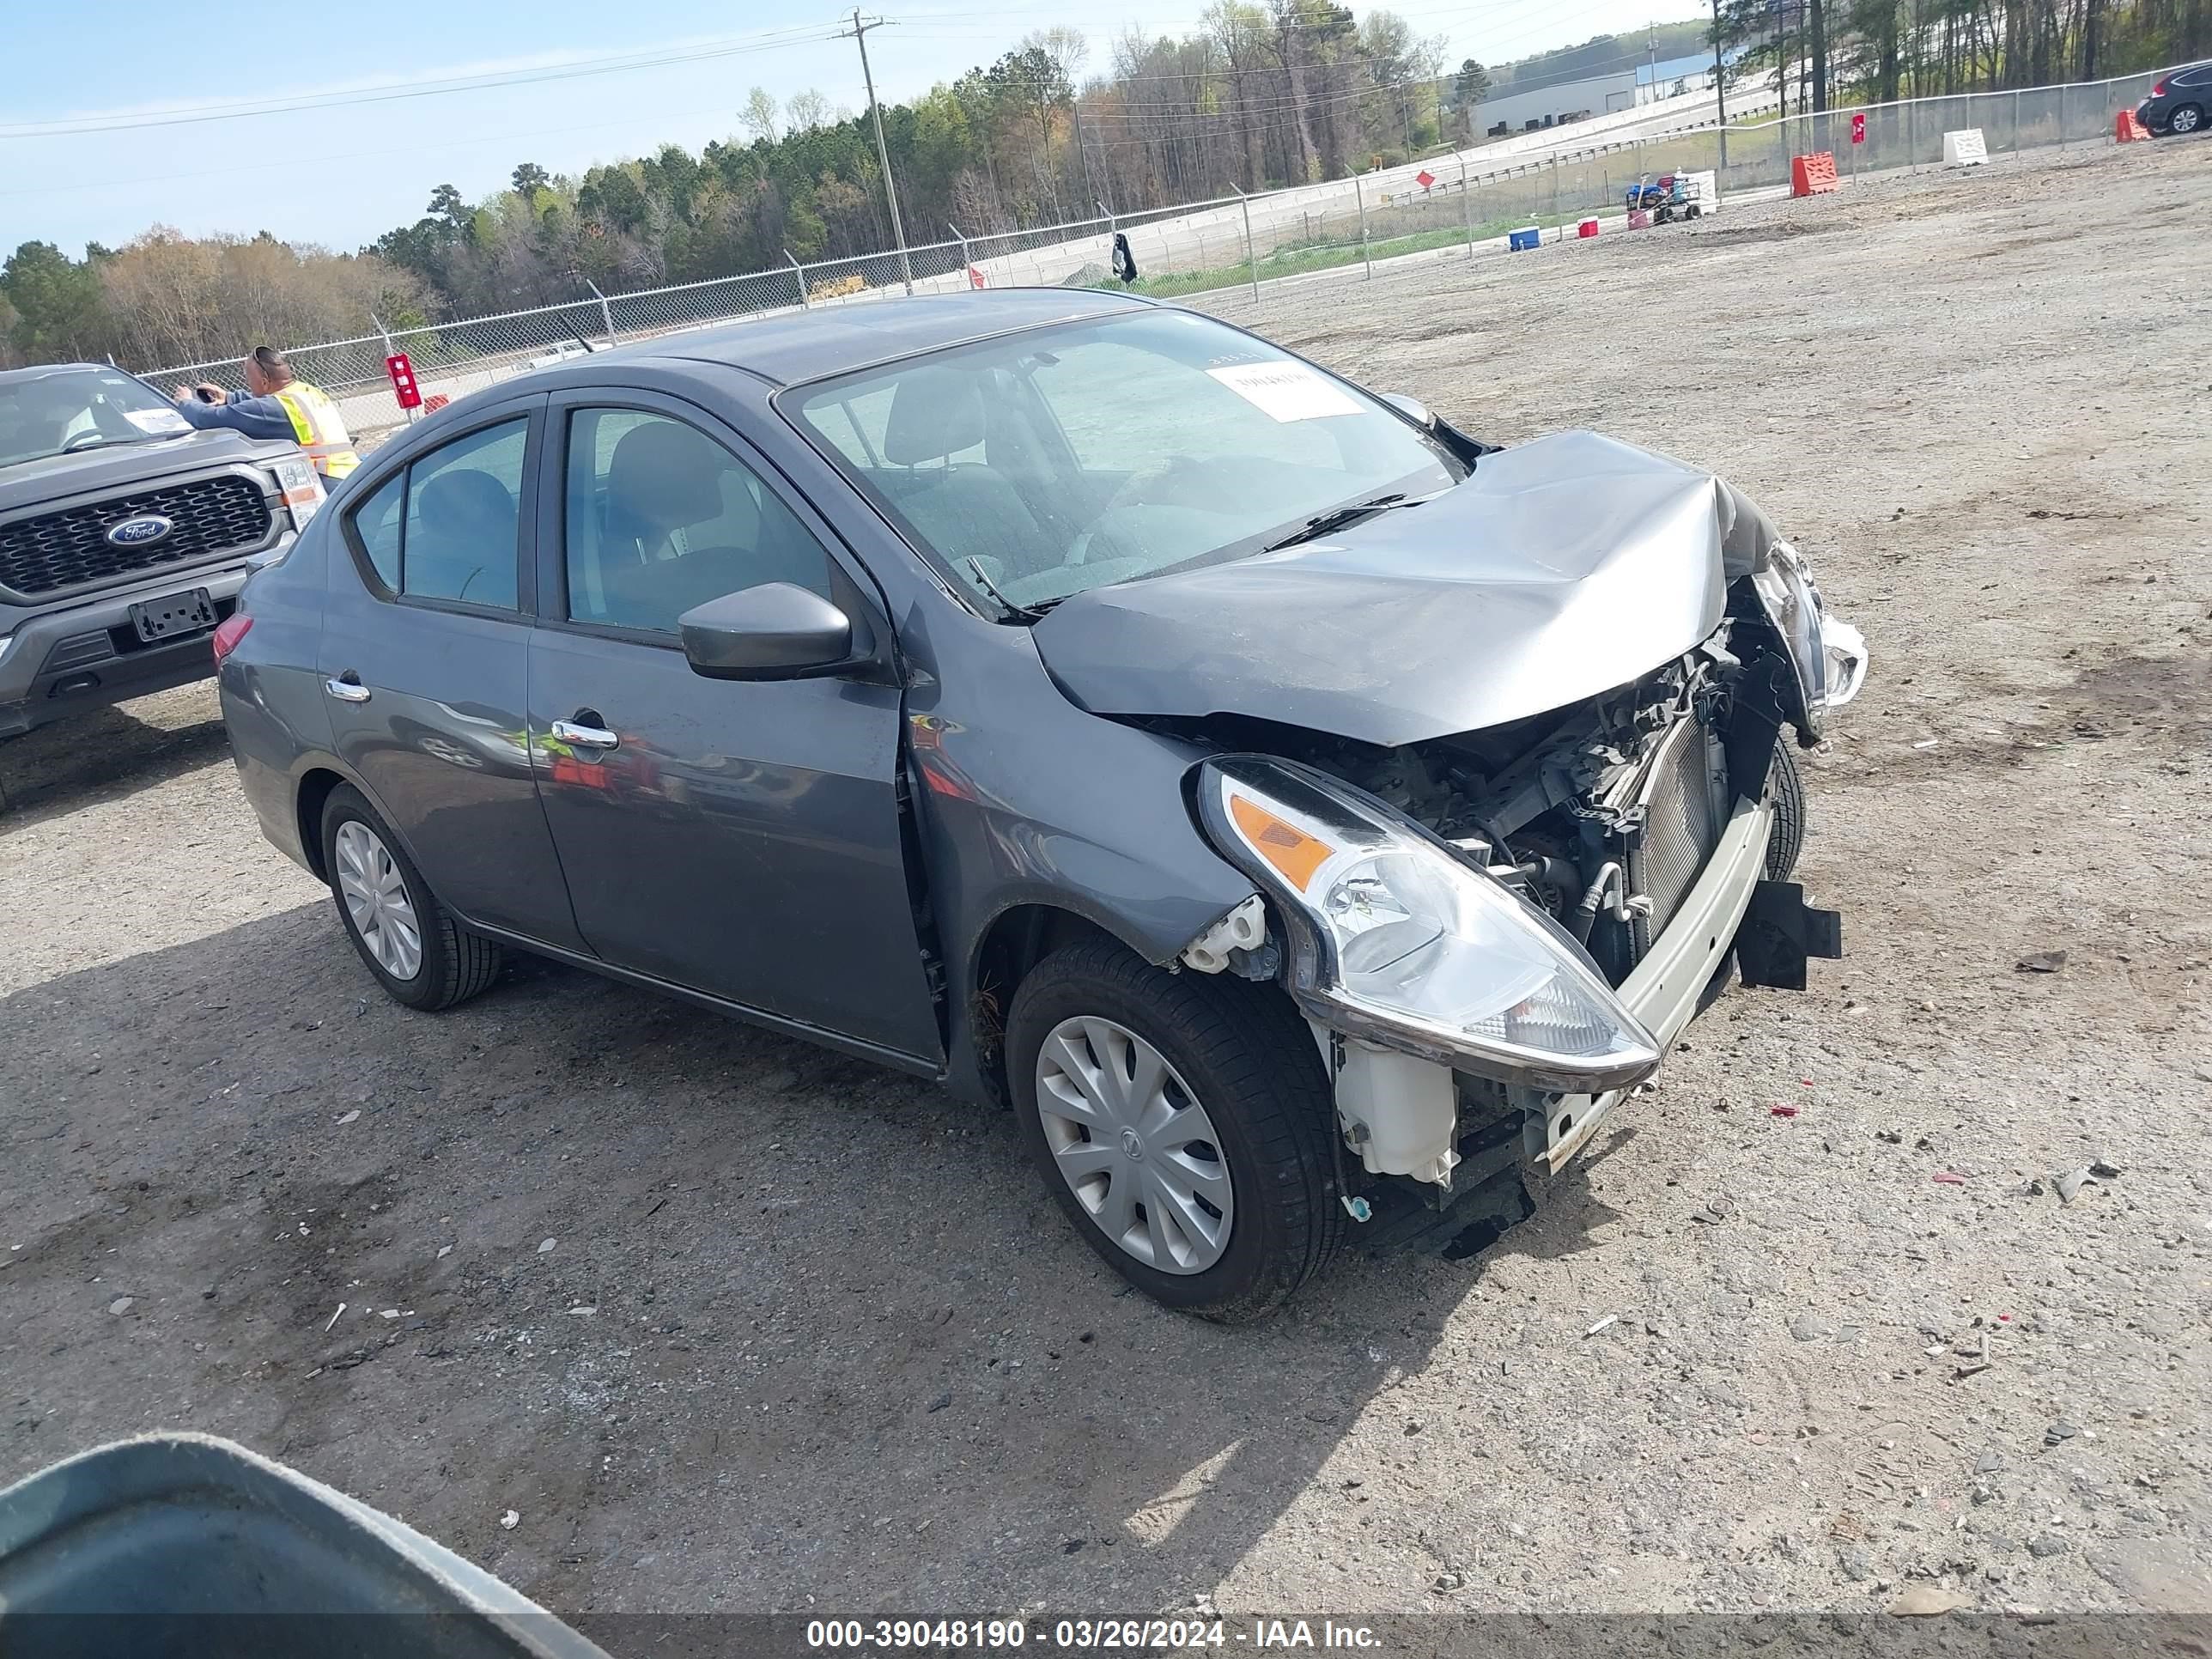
[1205,362,1362,422]
[125,408,192,434]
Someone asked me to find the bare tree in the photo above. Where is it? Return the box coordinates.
[740,87,781,145]
[1027,28,1097,204]
[1206,2,1275,189]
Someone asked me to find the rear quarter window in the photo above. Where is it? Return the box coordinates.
[350,472,404,589]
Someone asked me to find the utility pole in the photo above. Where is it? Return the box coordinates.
[1776,0,1788,120]
[1711,0,1729,166]
[840,9,912,294]
[1809,0,1828,114]
[1646,21,1658,106]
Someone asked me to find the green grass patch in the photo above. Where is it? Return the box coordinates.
[1097,211,1588,299]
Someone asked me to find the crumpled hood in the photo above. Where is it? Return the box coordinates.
[1030,429,1781,748]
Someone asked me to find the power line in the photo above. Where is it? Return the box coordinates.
[0,24,837,139]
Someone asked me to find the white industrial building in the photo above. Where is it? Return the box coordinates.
[1471,47,1734,137]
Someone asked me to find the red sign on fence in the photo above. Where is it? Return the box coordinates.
[1414,168,1436,191]
[1851,111,1867,143]
[967,264,987,289]
[385,352,422,410]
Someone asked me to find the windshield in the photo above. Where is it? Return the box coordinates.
[0,368,192,469]
[787,309,1468,611]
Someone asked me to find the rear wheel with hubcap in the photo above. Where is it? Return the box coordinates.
[2168,103,2203,134]
[1007,938,1344,1321]
[319,785,502,1012]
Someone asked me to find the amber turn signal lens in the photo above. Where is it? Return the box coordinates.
[1227,793,1334,892]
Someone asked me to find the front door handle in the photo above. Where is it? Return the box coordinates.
[325,674,371,704]
[550,716,619,750]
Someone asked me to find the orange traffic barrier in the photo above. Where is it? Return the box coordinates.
[2114,109,2151,142]
[1790,152,1839,196]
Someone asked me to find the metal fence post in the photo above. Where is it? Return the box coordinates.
[1233,185,1260,303]
[786,250,809,309]
[1548,154,1559,240]
[2012,86,2022,158]
[1460,155,1474,258]
[1909,96,1917,173]
[1354,172,1371,279]
[2060,82,2068,149]
[585,280,618,346]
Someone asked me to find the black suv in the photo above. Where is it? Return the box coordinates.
[2137,62,2211,135]
[0,363,326,738]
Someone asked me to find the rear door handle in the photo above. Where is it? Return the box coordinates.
[325,675,371,704]
[550,717,619,750]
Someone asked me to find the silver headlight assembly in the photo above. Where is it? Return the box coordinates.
[1752,538,1867,733]
[270,455,326,531]
[1195,757,1662,1094]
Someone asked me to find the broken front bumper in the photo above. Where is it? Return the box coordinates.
[1522,795,1773,1171]
[1319,792,1822,1194]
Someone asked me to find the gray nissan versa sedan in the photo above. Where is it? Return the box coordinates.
[217,289,1867,1320]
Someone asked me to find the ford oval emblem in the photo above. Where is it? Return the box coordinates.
[106,514,174,548]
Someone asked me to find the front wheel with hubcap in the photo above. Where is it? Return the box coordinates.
[1007,938,1344,1322]
[319,784,502,1012]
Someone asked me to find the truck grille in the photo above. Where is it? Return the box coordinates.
[1629,717,1720,940]
[0,474,273,598]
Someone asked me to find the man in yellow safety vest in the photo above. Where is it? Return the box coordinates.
[173,345,360,483]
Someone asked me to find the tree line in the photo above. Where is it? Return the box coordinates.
[3,0,2205,371]
[1718,0,2206,114]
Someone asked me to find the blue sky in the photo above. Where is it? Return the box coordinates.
[2,0,1678,256]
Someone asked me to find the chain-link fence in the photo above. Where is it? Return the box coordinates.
[137,69,2172,441]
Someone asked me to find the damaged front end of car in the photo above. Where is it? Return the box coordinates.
[1163,488,1867,1230]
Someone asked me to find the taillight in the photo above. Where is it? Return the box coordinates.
[2154,78,2168,95]
[211,612,254,666]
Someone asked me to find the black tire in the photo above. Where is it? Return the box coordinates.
[319,784,501,1012]
[1765,736,1807,880]
[1006,938,1345,1322]
[2168,103,2203,136]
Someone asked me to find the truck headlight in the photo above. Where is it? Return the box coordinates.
[270,456,325,531]
[1196,757,1662,1093]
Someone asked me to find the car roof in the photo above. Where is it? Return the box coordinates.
[584,288,1157,388]
[0,362,113,386]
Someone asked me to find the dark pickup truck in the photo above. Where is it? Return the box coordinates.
[0,362,327,738]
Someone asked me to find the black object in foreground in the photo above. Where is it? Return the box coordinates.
[0,1433,611,1659]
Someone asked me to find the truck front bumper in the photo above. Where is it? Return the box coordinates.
[0,548,287,738]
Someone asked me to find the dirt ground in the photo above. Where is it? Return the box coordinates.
[3,140,2209,1623]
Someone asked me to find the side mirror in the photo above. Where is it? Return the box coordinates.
[679,583,854,680]
[1379,392,1436,429]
